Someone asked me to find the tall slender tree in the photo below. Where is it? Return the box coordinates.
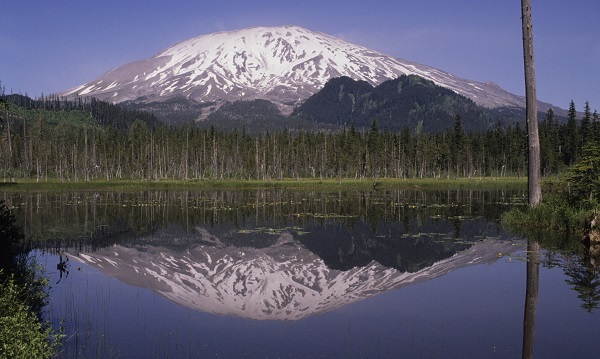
[521,0,541,206]
[593,110,600,143]
[565,100,579,165]
[451,113,464,177]
[581,101,592,146]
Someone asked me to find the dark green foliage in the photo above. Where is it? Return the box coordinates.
[0,275,57,359]
[566,142,600,203]
[291,76,373,126]
[539,108,563,175]
[581,101,592,146]
[0,201,48,316]
[2,93,159,130]
[451,113,464,176]
[89,97,160,130]
[0,201,58,358]
[293,75,498,132]
[593,110,600,143]
[563,100,579,165]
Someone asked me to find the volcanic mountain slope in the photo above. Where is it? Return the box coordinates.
[62,25,530,110]
[68,228,523,321]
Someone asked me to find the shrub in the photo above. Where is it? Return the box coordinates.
[0,201,60,357]
[0,274,59,359]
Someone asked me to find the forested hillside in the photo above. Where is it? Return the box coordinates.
[293,75,514,132]
[123,75,564,133]
[3,93,160,130]
[0,93,597,181]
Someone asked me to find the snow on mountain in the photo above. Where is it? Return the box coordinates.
[68,229,523,321]
[61,25,526,110]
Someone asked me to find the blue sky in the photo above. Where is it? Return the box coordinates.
[1,0,598,112]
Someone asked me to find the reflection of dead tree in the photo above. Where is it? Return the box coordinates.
[522,240,540,359]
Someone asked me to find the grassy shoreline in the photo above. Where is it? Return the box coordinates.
[0,177,528,192]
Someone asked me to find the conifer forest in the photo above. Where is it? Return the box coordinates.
[0,93,597,182]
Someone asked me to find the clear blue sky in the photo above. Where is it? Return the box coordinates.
[1,0,598,112]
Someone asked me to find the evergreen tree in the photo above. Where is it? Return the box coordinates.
[564,100,579,165]
[539,108,562,174]
[451,113,464,177]
[581,101,592,146]
[593,110,600,144]
[567,141,600,202]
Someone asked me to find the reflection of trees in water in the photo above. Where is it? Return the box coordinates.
[298,221,473,272]
[562,247,600,312]
[539,239,600,313]
[0,200,48,320]
[530,225,600,313]
[0,200,25,270]
[3,189,519,250]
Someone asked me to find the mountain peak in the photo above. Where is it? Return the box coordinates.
[62,25,527,110]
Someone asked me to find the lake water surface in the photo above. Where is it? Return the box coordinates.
[4,188,600,358]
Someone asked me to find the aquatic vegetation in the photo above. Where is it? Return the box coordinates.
[501,194,588,247]
[0,201,61,358]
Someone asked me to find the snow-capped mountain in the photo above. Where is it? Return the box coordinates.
[62,26,527,110]
[68,228,523,321]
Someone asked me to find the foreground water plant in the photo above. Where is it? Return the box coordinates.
[501,186,592,248]
[0,201,61,358]
[0,273,60,359]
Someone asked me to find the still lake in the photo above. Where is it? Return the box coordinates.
[4,188,600,358]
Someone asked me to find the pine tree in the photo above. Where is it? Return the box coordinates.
[581,101,592,146]
[567,141,600,202]
[564,100,579,165]
[593,110,600,143]
[451,113,464,177]
[539,108,562,174]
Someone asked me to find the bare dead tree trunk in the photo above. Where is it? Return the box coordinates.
[522,0,542,206]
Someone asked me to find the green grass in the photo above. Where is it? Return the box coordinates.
[0,177,527,192]
[501,194,590,248]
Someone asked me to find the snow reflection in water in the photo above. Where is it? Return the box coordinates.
[7,189,599,358]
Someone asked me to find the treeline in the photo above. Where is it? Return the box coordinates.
[0,95,598,181]
[3,93,160,130]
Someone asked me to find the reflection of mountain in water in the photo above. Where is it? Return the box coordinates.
[69,227,523,321]
[298,222,472,272]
